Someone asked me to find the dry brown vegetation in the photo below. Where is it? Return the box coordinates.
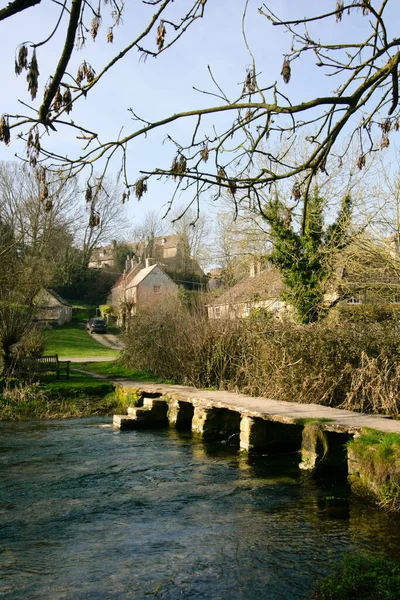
[122,300,400,415]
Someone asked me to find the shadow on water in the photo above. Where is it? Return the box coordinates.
[1,418,400,599]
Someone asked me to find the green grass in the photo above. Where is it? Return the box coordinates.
[0,368,121,420]
[312,553,400,599]
[348,428,400,512]
[72,360,177,384]
[73,360,159,381]
[43,323,118,358]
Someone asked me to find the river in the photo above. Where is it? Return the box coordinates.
[1,417,400,599]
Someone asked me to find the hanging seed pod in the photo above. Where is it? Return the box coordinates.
[292,182,301,200]
[381,134,390,149]
[281,57,291,84]
[362,0,370,15]
[36,166,46,184]
[243,68,256,95]
[216,168,227,183]
[34,132,40,154]
[135,177,147,199]
[200,145,209,163]
[335,0,344,22]
[357,154,366,170]
[380,118,391,134]
[228,179,237,196]
[0,115,10,146]
[338,156,343,169]
[86,64,95,83]
[15,44,28,75]
[178,155,187,178]
[157,22,166,51]
[40,184,49,202]
[91,16,101,41]
[44,199,53,212]
[76,65,84,85]
[171,156,179,180]
[85,185,93,203]
[107,28,114,43]
[27,49,39,100]
[395,119,400,132]
[63,88,72,113]
[53,87,63,112]
[89,210,101,228]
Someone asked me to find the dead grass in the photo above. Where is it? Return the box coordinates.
[121,301,400,415]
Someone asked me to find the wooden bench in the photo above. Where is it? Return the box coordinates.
[18,354,71,379]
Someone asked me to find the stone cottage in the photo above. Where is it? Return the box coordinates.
[33,290,72,326]
[111,258,178,325]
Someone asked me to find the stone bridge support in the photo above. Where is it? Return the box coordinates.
[240,416,303,454]
[299,422,351,472]
[191,406,241,439]
[168,399,194,430]
[113,398,168,430]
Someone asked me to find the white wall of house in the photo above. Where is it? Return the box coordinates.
[136,267,178,306]
[208,298,288,320]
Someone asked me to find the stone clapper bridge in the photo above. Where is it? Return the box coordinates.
[113,381,400,478]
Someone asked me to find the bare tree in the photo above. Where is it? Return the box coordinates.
[0,1,399,229]
[169,205,210,271]
[130,210,166,246]
[77,175,129,266]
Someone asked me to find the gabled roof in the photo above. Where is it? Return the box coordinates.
[210,268,284,307]
[46,289,71,307]
[128,263,159,287]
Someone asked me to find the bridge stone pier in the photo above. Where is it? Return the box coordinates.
[240,416,303,454]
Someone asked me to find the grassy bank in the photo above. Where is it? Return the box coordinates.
[43,323,118,358]
[0,369,128,421]
[73,360,166,381]
[348,428,400,512]
[312,553,400,599]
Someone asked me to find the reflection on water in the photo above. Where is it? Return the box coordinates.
[1,418,400,599]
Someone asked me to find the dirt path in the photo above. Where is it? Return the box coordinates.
[90,332,123,351]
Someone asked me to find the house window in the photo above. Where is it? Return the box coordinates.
[214,307,221,319]
[153,285,161,295]
[347,296,361,305]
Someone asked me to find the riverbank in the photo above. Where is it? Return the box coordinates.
[0,369,120,421]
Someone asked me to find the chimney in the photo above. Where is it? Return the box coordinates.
[249,260,261,278]
[145,257,156,268]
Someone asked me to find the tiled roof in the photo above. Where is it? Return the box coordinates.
[211,268,284,307]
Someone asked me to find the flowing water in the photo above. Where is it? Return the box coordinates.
[1,417,400,600]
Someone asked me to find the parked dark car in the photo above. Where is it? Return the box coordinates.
[87,318,107,334]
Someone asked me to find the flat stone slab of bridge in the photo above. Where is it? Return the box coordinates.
[113,380,400,435]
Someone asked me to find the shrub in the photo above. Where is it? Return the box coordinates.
[11,324,45,358]
[121,302,400,414]
[312,553,400,599]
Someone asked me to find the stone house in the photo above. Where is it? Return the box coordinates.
[89,234,203,277]
[111,258,178,325]
[207,246,400,320]
[33,290,72,326]
[207,266,288,320]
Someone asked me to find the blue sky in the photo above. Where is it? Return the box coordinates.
[0,1,399,232]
